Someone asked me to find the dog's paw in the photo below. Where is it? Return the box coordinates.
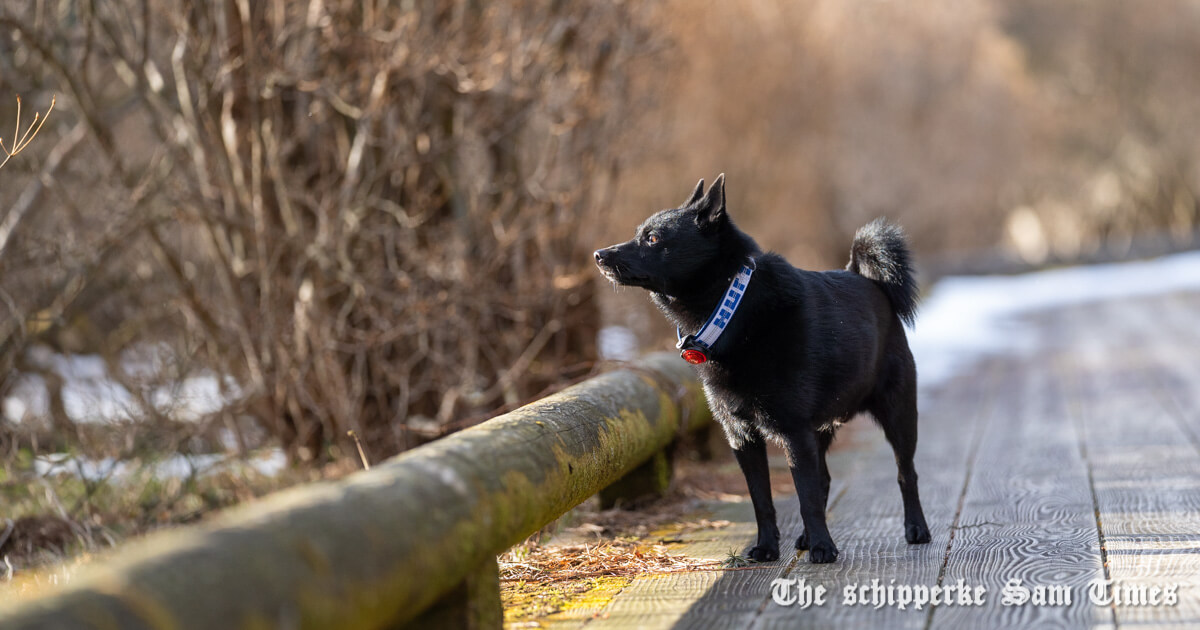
[905,522,932,544]
[794,531,810,550]
[807,541,839,564]
[746,544,780,563]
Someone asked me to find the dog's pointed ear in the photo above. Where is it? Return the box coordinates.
[683,178,705,207]
[695,173,726,230]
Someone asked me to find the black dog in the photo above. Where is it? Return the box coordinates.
[594,174,931,563]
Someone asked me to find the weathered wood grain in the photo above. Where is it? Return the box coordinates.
[932,338,1107,630]
[1065,297,1200,627]
[588,484,803,628]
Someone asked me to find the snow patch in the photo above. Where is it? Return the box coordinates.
[34,449,287,482]
[3,346,240,425]
[599,326,639,361]
[910,250,1200,388]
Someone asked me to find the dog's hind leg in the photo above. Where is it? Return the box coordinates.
[729,428,780,562]
[782,428,839,563]
[870,380,932,545]
[795,429,833,551]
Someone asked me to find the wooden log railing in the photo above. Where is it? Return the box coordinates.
[0,352,712,629]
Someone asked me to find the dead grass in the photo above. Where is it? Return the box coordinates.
[498,538,721,628]
[500,539,719,585]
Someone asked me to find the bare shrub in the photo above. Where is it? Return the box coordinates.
[0,2,652,461]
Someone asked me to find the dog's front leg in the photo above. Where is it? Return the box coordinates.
[728,428,780,562]
[783,429,839,563]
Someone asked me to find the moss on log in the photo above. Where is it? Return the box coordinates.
[0,353,710,630]
[599,449,674,509]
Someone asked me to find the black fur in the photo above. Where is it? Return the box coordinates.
[594,174,931,564]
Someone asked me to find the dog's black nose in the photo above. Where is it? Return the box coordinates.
[594,249,609,265]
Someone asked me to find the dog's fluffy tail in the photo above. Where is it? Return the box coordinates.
[847,218,919,327]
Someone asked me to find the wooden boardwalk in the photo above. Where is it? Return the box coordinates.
[537,290,1200,629]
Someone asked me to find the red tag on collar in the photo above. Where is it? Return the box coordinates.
[680,349,708,364]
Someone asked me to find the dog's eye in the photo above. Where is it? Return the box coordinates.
[647,234,659,245]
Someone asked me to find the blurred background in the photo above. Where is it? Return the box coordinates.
[2,0,1199,573]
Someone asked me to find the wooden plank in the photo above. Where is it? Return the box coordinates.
[1067,297,1200,627]
[1143,292,1200,456]
[931,316,1108,630]
[589,481,806,628]
[599,571,772,629]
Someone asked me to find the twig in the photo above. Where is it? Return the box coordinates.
[348,430,371,470]
[0,94,55,170]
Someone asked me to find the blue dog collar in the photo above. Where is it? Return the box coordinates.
[676,257,756,364]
